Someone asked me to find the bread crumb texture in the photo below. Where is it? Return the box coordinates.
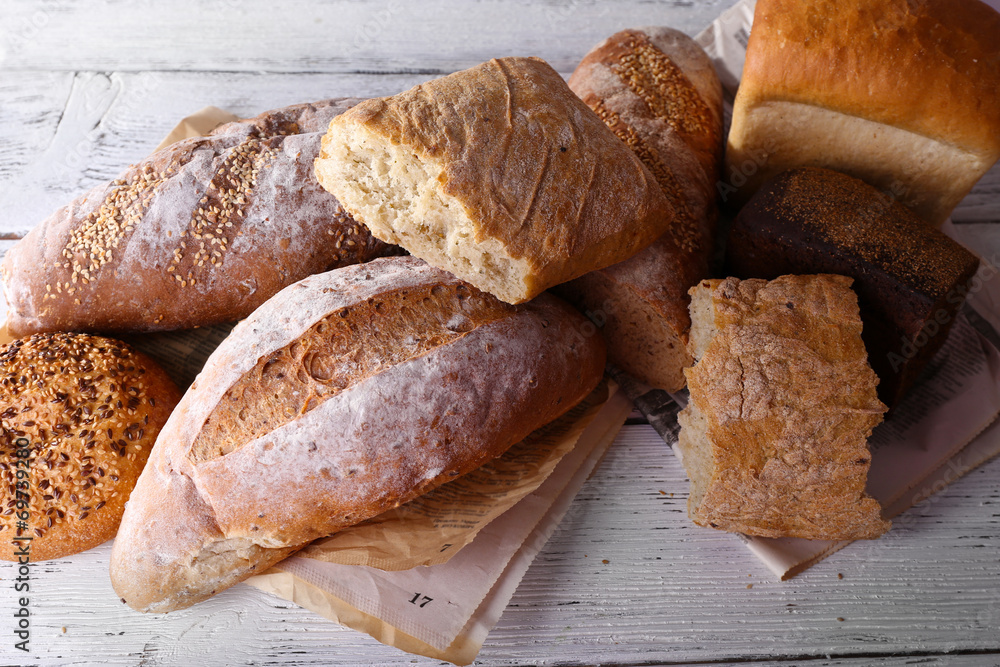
[678,275,890,540]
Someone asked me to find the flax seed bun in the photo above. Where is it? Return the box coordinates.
[0,333,180,561]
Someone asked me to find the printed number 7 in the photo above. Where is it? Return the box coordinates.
[409,592,433,608]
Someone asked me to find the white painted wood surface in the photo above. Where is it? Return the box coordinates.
[1,1,999,665]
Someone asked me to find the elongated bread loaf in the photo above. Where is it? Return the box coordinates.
[678,275,890,540]
[1,98,399,336]
[314,57,672,304]
[109,256,605,612]
[555,27,723,392]
[725,0,1000,224]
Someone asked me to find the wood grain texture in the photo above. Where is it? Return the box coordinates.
[0,1,999,663]
[0,0,731,75]
[0,427,998,666]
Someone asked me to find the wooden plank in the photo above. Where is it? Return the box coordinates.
[3,426,998,665]
[1,0,730,74]
[0,70,440,236]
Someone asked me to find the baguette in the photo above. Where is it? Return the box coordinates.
[1,98,399,336]
[555,27,723,392]
[314,57,673,305]
[110,256,605,612]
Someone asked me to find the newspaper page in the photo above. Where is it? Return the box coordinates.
[619,0,1000,579]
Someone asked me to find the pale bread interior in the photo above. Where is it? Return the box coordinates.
[675,280,717,519]
[727,100,991,226]
[316,123,533,303]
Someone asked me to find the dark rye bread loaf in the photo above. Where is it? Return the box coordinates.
[554,27,723,391]
[110,256,605,612]
[726,168,980,407]
[0,333,180,561]
[1,98,399,337]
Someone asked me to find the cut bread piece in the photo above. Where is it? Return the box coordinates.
[314,57,672,305]
[677,275,890,540]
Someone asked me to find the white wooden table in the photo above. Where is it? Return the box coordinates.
[2,2,1000,665]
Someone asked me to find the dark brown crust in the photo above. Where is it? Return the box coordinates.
[556,28,722,391]
[682,275,889,540]
[726,167,981,407]
[328,57,671,300]
[1,98,401,337]
[0,333,179,561]
[110,256,606,612]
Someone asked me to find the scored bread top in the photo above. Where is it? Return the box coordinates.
[1,98,398,336]
[739,0,1000,157]
[111,255,605,612]
[315,57,672,304]
[681,275,889,540]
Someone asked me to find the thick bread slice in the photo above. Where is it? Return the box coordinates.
[110,256,605,612]
[677,275,890,540]
[1,98,399,336]
[556,27,723,391]
[725,0,1000,223]
[314,57,672,304]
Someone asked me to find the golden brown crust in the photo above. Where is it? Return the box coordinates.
[1,98,400,337]
[320,57,672,303]
[741,0,1000,156]
[680,275,890,540]
[0,333,179,561]
[726,0,1000,223]
[557,28,722,391]
[110,256,606,612]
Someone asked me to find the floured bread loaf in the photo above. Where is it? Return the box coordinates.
[1,98,399,336]
[314,57,672,304]
[725,0,1000,224]
[677,275,890,540]
[110,256,605,612]
[555,27,723,391]
[726,168,980,407]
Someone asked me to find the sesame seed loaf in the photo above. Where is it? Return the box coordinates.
[725,0,1000,224]
[553,27,723,392]
[314,57,672,305]
[0,98,400,337]
[677,275,890,540]
[726,167,981,407]
[110,255,605,613]
[0,333,180,561]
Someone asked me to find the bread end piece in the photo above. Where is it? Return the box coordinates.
[315,57,671,305]
[677,275,890,540]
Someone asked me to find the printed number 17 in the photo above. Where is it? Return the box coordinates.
[409,593,433,608]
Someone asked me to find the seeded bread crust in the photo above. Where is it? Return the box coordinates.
[1,98,400,336]
[726,168,981,407]
[677,275,890,540]
[110,256,606,613]
[0,333,180,561]
[314,57,672,305]
[554,27,723,392]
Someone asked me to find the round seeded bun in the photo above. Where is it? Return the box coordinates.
[1,332,180,561]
